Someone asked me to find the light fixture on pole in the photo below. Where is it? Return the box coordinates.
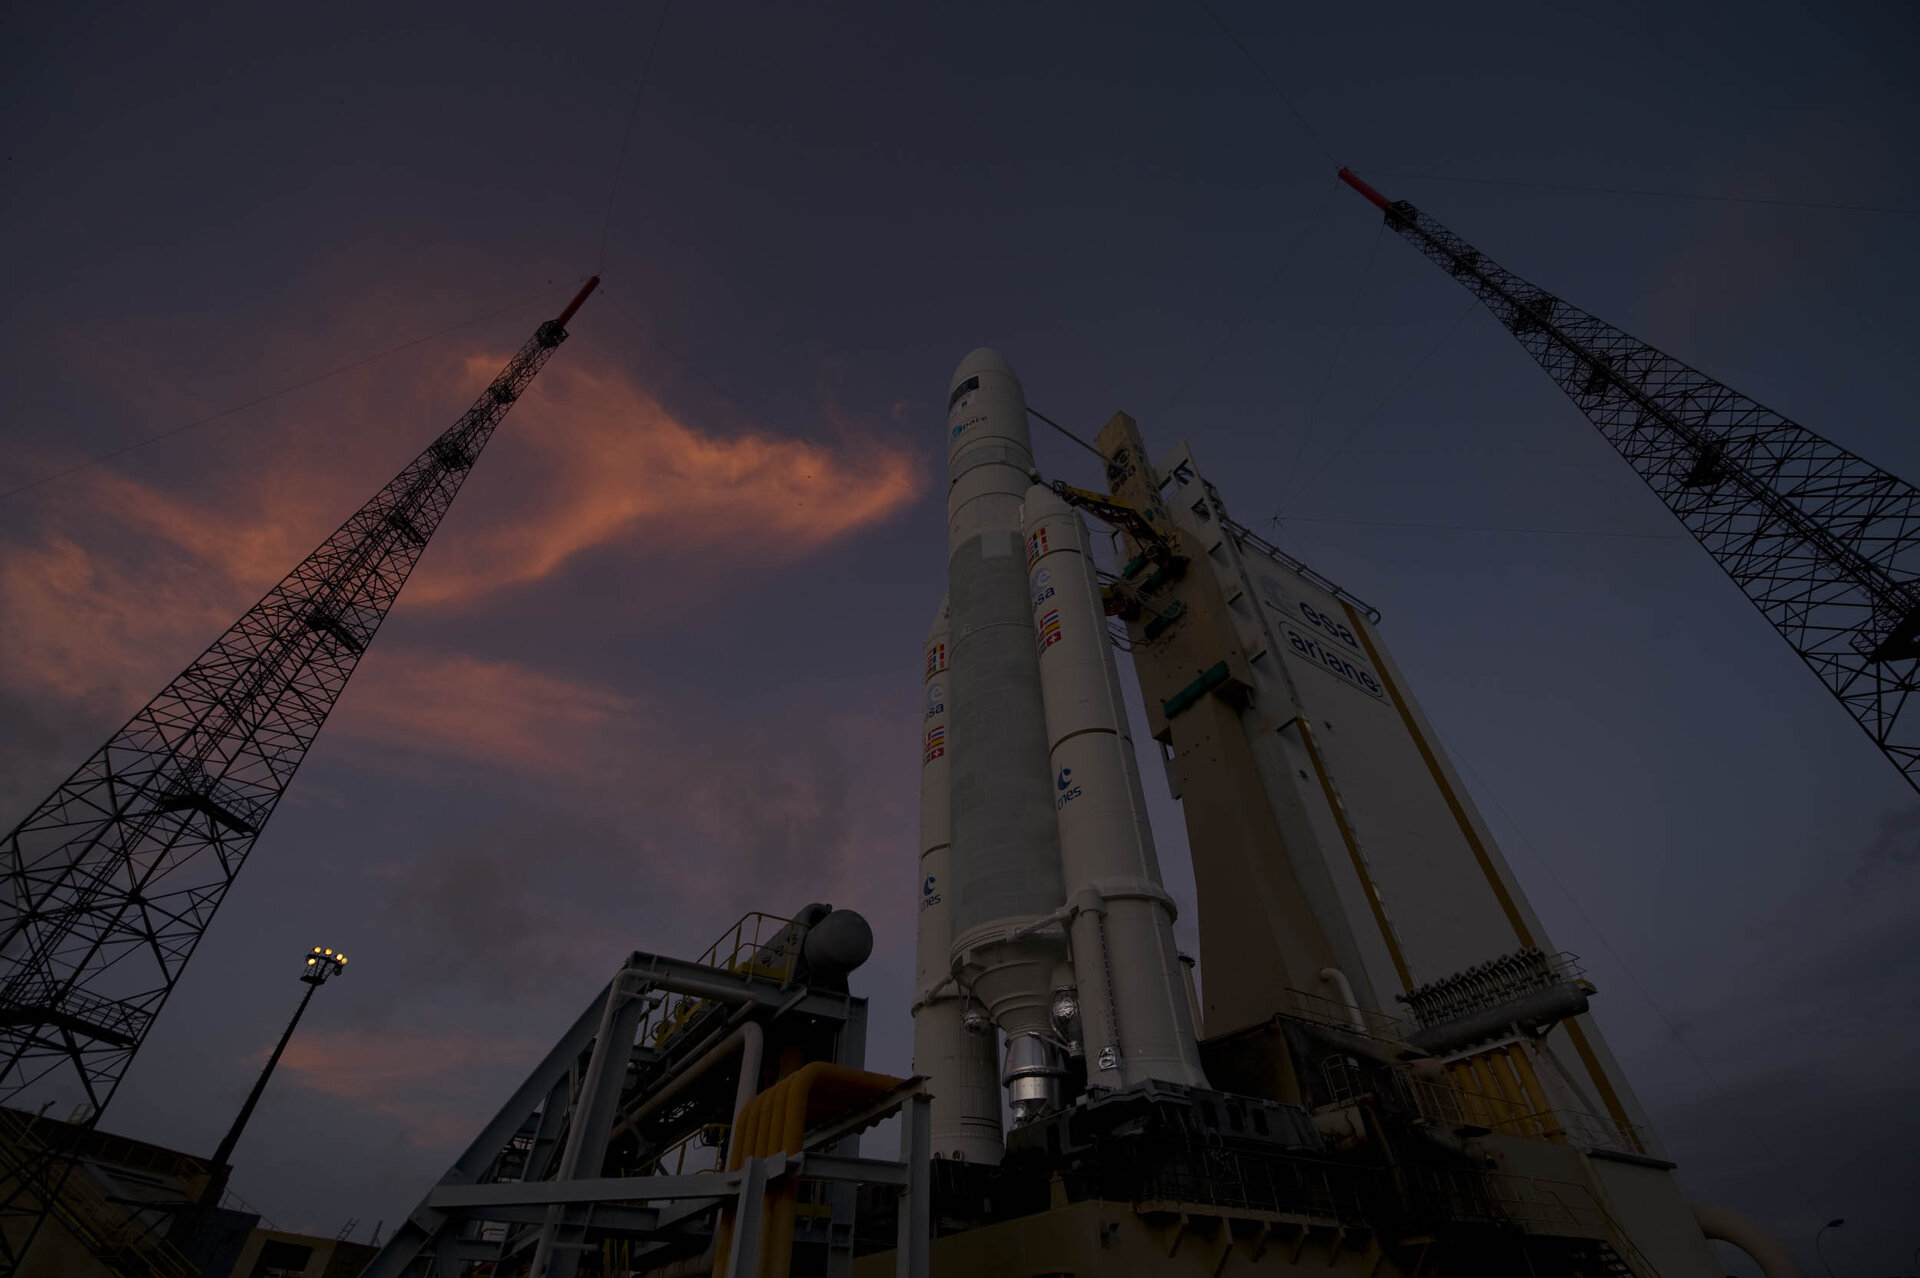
[193,946,349,1211]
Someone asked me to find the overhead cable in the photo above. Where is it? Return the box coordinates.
[1191,0,1338,168]
[1376,170,1920,219]
[1274,295,1481,517]
[1279,514,1685,542]
[0,282,576,501]
[1160,174,1342,415]
[1027,406,1105,461]
[1280,218,1386,487]
[597,0,677,270]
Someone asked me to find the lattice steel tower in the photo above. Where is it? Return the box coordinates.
[0,277,597,1263]
[1339,169,1920,794]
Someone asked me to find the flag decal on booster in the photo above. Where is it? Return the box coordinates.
[1027,527,1050,565]
[1037,609,1063,653]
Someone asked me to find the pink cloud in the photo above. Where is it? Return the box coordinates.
[276,1026,541,1149]
[405,355,921,604]
[2,347,918,706]
[332,649,632,772]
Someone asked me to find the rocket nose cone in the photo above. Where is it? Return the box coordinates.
[950,347,1019,396]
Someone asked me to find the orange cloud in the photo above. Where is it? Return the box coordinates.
[2,346,920,707]
[407,355,922,604]
[333,649,631,772]
[0,530,236,705]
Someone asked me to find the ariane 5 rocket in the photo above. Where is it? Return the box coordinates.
[912,349,1204,1159]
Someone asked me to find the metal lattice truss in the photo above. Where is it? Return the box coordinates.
[0,292,587,1127]
[364,947,927,1278]
[1351,174,1920,792]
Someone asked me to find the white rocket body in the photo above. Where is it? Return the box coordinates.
[944,349,1071,1123]
[1022,485,1208,1090]
[912,599,1005,1163]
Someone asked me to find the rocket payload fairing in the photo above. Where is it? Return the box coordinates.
[923,349,1204,1133]
[912,599,1005,1163]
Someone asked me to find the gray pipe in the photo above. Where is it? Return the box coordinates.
[613,1021,764,1141]
[1692,1203,1805,1278]
[625,1024,765,1278]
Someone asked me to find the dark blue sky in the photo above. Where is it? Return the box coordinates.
[3,1,1916,1271]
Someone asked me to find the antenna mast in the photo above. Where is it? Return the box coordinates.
[1340,169,1920,793]
[0,276,598,1266]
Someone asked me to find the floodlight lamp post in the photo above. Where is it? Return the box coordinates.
[194,946,349,1209]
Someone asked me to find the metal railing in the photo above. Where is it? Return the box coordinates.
[643,911,800,1051]
[1224,516,1383,624]
[1097,1133,1376,1225]
[0,1109,198,1278]
[1284,987,1407,1041]
[699,912,802,982]
[1317,1055,1648,1157]
[1481,1172,1660,1277]
[219,1185,279,1231]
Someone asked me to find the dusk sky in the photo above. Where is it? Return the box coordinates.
[4,2,1917,1273]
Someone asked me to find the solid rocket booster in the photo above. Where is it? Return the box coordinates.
[945,349,1071,1123]
[912,598,1006,1163]
[1023,485,1208,1090]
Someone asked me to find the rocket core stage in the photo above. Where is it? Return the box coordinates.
[919,349,1204,1140]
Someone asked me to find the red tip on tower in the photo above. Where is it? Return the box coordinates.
[1337,168,1391,211]
[555,276,601,327]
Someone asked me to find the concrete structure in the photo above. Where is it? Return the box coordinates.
[0,1104,375,1278]
[227,1228,379,1278]
[942,350,1071,1125]
[1020,484,1205,1092]
[910,599,1004,1164]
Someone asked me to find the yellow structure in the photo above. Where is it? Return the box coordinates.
[717,1063,908,1278]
